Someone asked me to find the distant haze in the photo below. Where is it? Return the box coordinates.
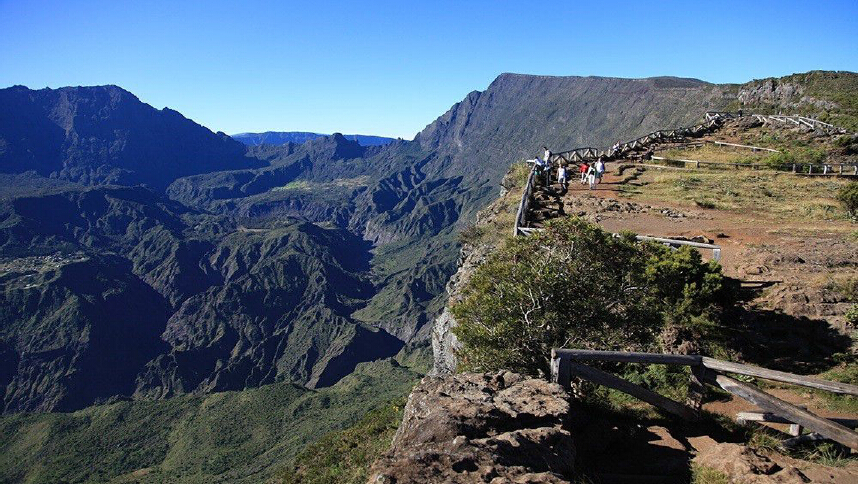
[232,132,396,147]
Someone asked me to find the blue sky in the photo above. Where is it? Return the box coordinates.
[1,1,856,139]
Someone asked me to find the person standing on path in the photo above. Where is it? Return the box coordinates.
[579,162,589,184]
[595,158,605,184]
[557,164,567,190]
[542,147,552,186]
[586,163,597,190]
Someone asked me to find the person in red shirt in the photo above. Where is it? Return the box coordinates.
[579,162,589,184]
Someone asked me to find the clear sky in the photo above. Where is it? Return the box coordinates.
[1,0,857,139]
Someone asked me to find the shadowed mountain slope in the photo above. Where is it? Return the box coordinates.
[0,85,258,190]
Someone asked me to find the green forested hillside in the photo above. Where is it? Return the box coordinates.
[0,360,418,484]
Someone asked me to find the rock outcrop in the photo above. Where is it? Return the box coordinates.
[693,443,810,483]
[368,372,575,483]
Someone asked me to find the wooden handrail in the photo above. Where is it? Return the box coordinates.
[513,164,537,236]
[553,349,701,366]
[702,357,858,395]
[551,348,858,449]
[554,349,858,396]
[706,373,858,450]
[712,141,779,152]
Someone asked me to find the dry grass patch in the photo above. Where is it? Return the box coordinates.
[619,170,850,222]
[657,144,771,165]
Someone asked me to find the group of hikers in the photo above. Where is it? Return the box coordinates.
[531,146,605,191]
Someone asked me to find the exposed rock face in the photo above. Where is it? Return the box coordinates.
[368,372,575,483]
[430,242,493,375]
[738,79,838,112]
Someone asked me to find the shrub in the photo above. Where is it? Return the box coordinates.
[451,217,726,376]
[458,224,485,246]
[837,182,858,220]
[765,151,796,170]
[846,304,858,326]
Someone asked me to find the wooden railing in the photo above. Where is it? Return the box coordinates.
[712,141,780,152]
[551,349,858,450]
[635,235,721,261]
[548,120,721,166]
[648,156,858,176]
[513,165,538,236]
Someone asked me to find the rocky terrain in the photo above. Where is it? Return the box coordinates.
[368,372,575,483]
[369,371,858,483]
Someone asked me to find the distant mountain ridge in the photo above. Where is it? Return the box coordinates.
[232,131,395,147]
[0,85,257,190]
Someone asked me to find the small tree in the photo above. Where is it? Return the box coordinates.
[451,217,725,377]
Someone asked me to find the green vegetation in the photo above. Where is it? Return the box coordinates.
[0,360,419,484]
[814,364,858,413]
[451,217,727,378]
[747,424,857,468]
[690,464,731,484]
[837,181,858,220]
[659,144,770,165]
[272,177,371,192]
[279,399,404,484]
[846,305,858,326]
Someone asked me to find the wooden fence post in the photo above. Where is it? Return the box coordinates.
[550,349,571,388]
[686,364,707,418]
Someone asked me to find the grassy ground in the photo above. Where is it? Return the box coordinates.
[618,169,851,222]
[691,464,731,484]
[657,144,772,165]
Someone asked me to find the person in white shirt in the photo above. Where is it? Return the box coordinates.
[595,158,605,184]
[557,164,567,189]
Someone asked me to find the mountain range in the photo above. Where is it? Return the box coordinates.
[232,131,396,147]
[0,69,855,482]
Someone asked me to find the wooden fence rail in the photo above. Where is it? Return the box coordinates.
[649,156,858,176]
[513,164,537,236]
[551,349,858,451]
[712,141,780,152]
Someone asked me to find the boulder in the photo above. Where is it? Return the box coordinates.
[368,372,574,483]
